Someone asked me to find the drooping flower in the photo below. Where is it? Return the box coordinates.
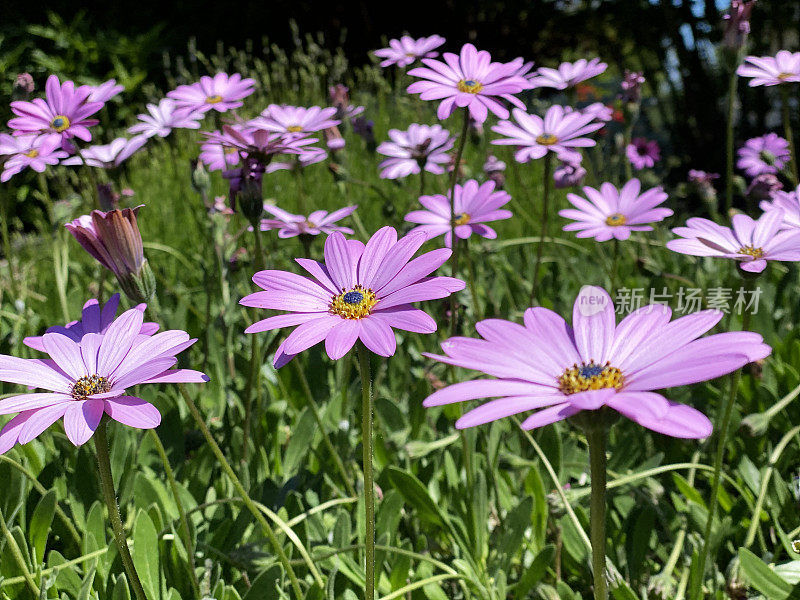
[405,179,512,246]
[324,126,346,151]
[723,0,755,50]
[240,226,465,366]
[688,170,720,184]
[666,210,800,273]
[251,105,340,135]
[329,85,365,121]
[62,136,148,168]
[203,125,316,163]
[747,173,783,200]
[0,307,207,453]
[737,51,800,86]
[737,133,791,177]
[553,159,587,189]
[576,102,614,124]
[484,154,506,187]
[87,79,124,103]
[620,70,646,103]
[760,186,800,229]
[559,179,672,242]
[0,133,67,182]
[128,98,202,138]
[168,72,256,114]
[529,58,608,90]
[407,43,530,123]
[259,205,357,238]
[13,73,35,100]
[423,286,770,436]
[626,137,661,170]
[376,123,454,179]
[491,105,603,163]
[374,35,446,68]
[8,75,104,142]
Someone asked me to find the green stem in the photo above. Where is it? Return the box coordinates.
[530,153,553,305]
[587,425,608,600]
[725,70,738,215]
[0,507,40,597]
[0,189,17,299]
[418,168,426,198]
[242,334,259,461]
[357,343,376,600]
[253,228,265,273]
[448,109,471,334]
[610,239,620,293]
[176,384,304,599]
[623,124,634,182]
[463,238,482,321]
[147,429,201,598]
[781,87,799,186]
[94,419,149,600]
[294,170,307,214]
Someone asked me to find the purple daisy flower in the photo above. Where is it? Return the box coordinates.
[760,186,800,229]
[491,105,603,163]
[405,179,512,246]
[0,307,208,453]
[251,105,340,135]
[374,35,446,68]
[203,124,317,162]
[737,51,800,86]
[259,205,357,238]
[128,98,202,138]
[559,179,672,242]
[0,133,67,182]
[376,123,454,179]
[666,210,800,273]
[199,128,242,171]
[87,79,124,103]
[626,137,661,170]
[737,133,791,177]
[8,75,104,142]
[241,226,465,366]
[423,285,770,437]
[168,72,256,114]
[406,43,530,123]
[62,136,148,168]
[529,58,608,90]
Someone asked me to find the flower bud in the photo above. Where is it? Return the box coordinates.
[190,159,211,198]
[239,177,264,226]
[12,73,34,101]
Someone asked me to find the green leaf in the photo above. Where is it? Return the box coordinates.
[243,565,282,600]
[514,544,555,599]
[29,489,56,565]
[283,408,316,475]
[133,509,160,600]
[385,466,444,527]
[738,547,793,599]
[495,496,533,571]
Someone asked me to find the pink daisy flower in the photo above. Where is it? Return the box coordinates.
[666,210,800,273]
[87,79,124,103]
[405,179,512,246]
[760,186,800,229]
[737,51,800,86]
[8,75,104,142]
[203,125,317,161]
[491,105,603,163]
[374,34,446,68]
[737,133,791,177]
[240,226,465,367]
[199,128,242,171]
[529,58,608,90]
[406,43,530,123]
[168,72,256,114]
[559,179,672,242]
[626,137,661,170]
[0,307,208,453]
[62,136,148,168]
[128,98,202,138]
[376,123,454,179]
[423,285,770,437]
[0,133,67,182]
[259,205,357,238]
[268,147,328,172]
[251,105,340,135]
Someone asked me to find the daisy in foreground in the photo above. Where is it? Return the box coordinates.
[666,209,800,273]
[423,285,770,435]
[0,307,208,453]
[736,50,800,86]
[405,179,512,246]
[241,226,465,366]
[559,179,672,242]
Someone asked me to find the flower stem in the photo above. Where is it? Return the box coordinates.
[242,334,260,461]
[530,153,553,305]
[147,429,201,598]
[418,168,427,198]
[0,189,17,299]
[781,86,799,186]
[587,424,608,600]
[448,109,471,334]
[610,239,620,294]
[253,227,265,273]
[94,418,149,600]
[725,70,738,215]
[177,384,304,599]
[356,342,376,600]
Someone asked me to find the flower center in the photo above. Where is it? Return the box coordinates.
[738,245,765,259]
[224,147,238,155]
[24,149,39,158]
[605,213,627,226]
[558,361,625,395]
[286,125,304,133]
[778,73,793,80]
[71,374,111,400]
[206,94,223,104]
[453,213,471,226]
[457,79,484,94]
[50,115,71,132]
[535,134,559,146]
[329,284,378,319]
[405,52,416,57]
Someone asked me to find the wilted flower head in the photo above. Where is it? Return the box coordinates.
[620,70,646,103]
[530,58,608,90]
[324,126,346,151]
[737,133,790,177]
[168,72,255,113]
[13,73,35,100]
[374,35,446,68]
[747,173,783,200]
[329,84,365,121]
[484,155,506,187]
[407,43,530,123]
[204,124,316,164]
[688,170,720,184]
[626,137,661,170]
[723,0,756,50]
[87,79,124,103]
[0,133,67,182]
[259,205,357,238]
[760,186,800,229]
[423,286,769,436]
[377,123,454,179]
[252,105,340,135]
[128,98,202,138]
[62,136,148,168]
[553,160,587,189]
[737,51,800,86]
[351,116,376,147]
[65,206,156,302]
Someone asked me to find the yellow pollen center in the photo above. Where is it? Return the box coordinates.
[50,115,71,132]
[605,213,627,226]
[206,94,223,104]
[223,147,237,155]
[286,125,303,132]
[453,213,470,226]
[778,73,793,80]
[738,245,765,259]
[71,374,111,400]
[558,361,625,395]
[24,149,39,158]
[457,79,484,94]
[405,52,416,57]
[536,134,559,145]
[329,285,378,320]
